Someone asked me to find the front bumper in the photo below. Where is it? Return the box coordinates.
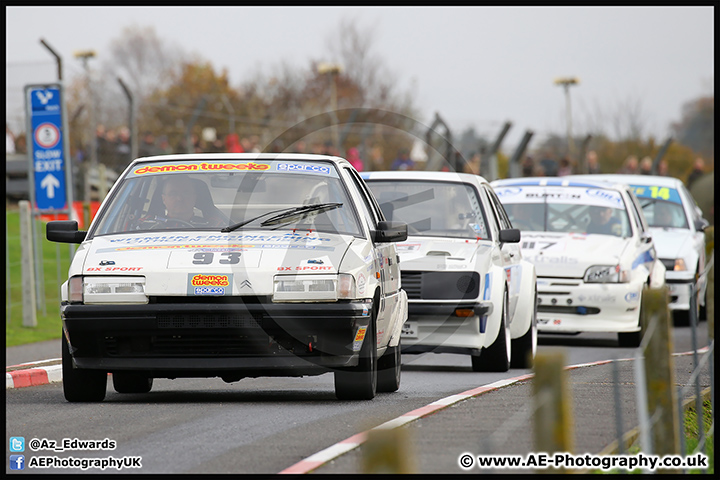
[61,300,372,377]
[400,301,492,355]
[535,277,642,333]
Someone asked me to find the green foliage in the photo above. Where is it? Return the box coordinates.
[5,208,69,347]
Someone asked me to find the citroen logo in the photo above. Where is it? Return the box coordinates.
[240,279,252,289]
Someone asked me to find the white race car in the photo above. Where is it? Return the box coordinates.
[491,177,666,347]
[47,153,408,402]
[363,171,538,371]
[570,174,709,326]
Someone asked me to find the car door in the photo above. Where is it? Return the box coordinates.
[625,188,657,279]
[482,184,522,318]
[342,167,400,348]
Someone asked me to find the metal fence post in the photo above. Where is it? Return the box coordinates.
[639,286,680,473]
[533,350,573,473]
[19,200,37,327]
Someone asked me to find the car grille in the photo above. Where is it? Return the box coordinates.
[157,312,263,329]
[104,333,271,356]
[401,271,480,300]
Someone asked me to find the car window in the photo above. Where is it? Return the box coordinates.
[624,189,647,236]
[90,159,363,237]
[495,185,632,237]
[366,179,490,240]
[485,185,513,230]
[629,184,690,229]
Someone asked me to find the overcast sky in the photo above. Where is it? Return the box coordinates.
[6,6,714,154]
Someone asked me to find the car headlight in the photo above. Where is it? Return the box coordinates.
[584,265,630,283]
[69,276,148,304]
[273,274,356,302]
[673,258,687,271]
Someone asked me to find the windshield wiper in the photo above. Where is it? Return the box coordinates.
[260,202,343,227]
[221,205,312,232]
[221,203,343,232]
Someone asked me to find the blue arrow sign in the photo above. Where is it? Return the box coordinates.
[29,87,66,210]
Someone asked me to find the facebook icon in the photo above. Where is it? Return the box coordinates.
[10,455,25,470]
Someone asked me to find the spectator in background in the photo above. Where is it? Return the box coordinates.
[138,131,161,158]
[639,156,653,175]
[368,144,385,171]
[241,137,254,154]
[390,148,414,171]
[291,140,307,154]
[521,155,535,177]
[586,150,601,174]
[538,151,558,176]
[100,128,120,168]
[463,151,482,175]
[557,156,572,176]
[156,135,173,154]
[346,147,364,171]
[686,157,705,189]
[225,133,243,153]
[6,124,16,153]
[657,159,669,176]
[533,163,546,177]
[116,127,131,163]
[618,155,639,174]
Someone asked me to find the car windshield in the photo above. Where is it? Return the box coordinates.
[90,159,362,237]
[365,180,490,239]
[495,185,632,237]
[628,185,689,229]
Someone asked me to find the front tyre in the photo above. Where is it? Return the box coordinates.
[473,290,511,372]
[377,339,401,393]
[511,290,537,368]
[334,319,377,400]
[62,332,106,402]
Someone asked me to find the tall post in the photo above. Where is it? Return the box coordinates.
[117,77,137,162]
[652,137,673,175]
[485,121,512,181]
[40,38,75,256]
[74,50,96,202]
[554,77,579,160]
[508,130,534,178]
[317,63,343,152]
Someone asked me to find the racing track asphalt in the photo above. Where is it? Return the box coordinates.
[6,338,713,474]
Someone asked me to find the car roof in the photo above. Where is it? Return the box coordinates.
[129,153,349,166]
[361,170,491,185]
[490,176,626,191]
[567,174,684,188]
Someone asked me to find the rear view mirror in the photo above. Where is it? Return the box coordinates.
[374,221,408,243]
[499,228,521,244]
[47,221,87,244]
[695,218,709,231]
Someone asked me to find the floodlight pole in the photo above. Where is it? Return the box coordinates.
[554,77,579,160]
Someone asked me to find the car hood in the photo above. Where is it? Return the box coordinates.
[519,232,629,278]
[647,227,692,260]
[79,230,355,296]
[394,236,494,271]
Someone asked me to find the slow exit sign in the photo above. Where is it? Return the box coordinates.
[25,85,67,210]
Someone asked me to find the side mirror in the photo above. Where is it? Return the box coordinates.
[695,218,709,231]
[373,221,408,243]
[47,221,87,244]
[499,228,521,244]
[641,233,653,244]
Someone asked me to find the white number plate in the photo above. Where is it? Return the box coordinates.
[401,321,418,338]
